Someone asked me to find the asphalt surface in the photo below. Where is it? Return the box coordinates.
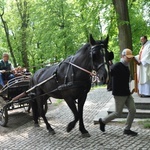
[0,87,150,150]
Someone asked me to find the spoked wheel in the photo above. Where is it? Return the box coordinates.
[0,97,8,127]
[0,107,8,126]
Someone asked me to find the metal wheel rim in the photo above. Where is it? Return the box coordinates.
[0,96,8,126]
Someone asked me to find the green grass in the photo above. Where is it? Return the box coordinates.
[138,120,150,129]
[91,84,107,90]
[54,99,63,106]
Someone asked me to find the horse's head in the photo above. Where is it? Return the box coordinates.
[89,34,114,84]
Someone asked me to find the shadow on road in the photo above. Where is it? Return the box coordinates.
[0,110,32,135]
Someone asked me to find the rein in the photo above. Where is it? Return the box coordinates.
[96,62,108,72]
[68,61,107,76]
[69,62,96,76]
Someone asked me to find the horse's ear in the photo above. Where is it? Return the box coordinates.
[89,34,96,46]
[103,35,109,45]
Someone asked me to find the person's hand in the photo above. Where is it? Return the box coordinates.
[138,61,141,65]
[130,89,135,94]
[133,57,141,65]
[0,70,6,73]
[12,70,16,74]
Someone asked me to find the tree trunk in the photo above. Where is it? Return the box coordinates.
[0,11,17,67]
[112,0,134,78]
[112,0,132,50]
[16,0,29,68]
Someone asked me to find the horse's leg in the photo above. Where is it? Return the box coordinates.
[31,99,39,127]
[27,100,31,113]
[78,93,90,137]
[38,98,55,135]
[65,98,79,132]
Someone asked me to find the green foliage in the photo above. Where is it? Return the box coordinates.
[138,119,150,129]
[54,99,63,106]
[0,0,150,72]
[91,84,107,90]
[129,0,150,56]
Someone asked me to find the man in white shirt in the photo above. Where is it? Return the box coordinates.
[135,36,150,97]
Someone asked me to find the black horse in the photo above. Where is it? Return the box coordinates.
[30,34,110,137]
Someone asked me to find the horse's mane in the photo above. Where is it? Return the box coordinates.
[75,39,108,55]
[75,43,90,54]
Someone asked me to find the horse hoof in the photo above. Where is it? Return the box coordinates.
[82,133,91,138]
[34,123,40,127]
[49,130,56,135]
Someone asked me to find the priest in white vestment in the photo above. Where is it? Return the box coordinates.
[135,36,150,96]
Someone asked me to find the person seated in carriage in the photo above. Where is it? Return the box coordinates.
[0,53,15,88]
[14,66,23,76]
[14,66,32,77]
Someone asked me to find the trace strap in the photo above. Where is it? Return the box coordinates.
[69,62,96,76]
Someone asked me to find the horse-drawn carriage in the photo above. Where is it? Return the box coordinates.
[0,75,31,126]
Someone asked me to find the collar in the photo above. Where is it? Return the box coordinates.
[143,40,150,46]
[120,58,129,67]
[2,60,9,63]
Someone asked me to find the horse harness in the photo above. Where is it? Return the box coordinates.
[42,45,108,93]
[36,44,108,92]
[51,56,92,92]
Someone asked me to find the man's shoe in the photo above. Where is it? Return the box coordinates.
[107,88,112,91]
[123,130,138,136]
[99,118,105,132]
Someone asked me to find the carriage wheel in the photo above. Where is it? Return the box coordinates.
[0,97,8,127]
[0,107,8,127]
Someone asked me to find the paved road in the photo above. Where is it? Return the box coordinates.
[0,87,150,150]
